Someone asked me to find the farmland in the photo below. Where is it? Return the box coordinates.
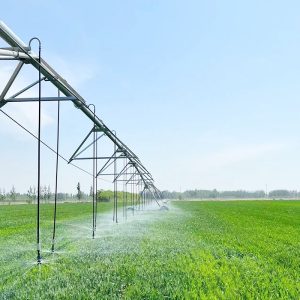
[0,200,299,299]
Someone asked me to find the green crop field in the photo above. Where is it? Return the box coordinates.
[0,200,299,299]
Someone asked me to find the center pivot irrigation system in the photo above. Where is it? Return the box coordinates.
[0,21,163,264]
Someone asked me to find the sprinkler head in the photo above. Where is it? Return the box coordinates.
[37,255,42,264]
[159,205,169,211]
[51,239,55,253]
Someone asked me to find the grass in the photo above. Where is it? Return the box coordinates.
[0,200,299,299]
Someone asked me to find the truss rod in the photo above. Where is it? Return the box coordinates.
[0,61,24,102]
[73,133,105,159]
[72,156,129,160]
[97,150,118,175]
[5,96,75,102]
[9,76,46,99]
[69,128,94,163]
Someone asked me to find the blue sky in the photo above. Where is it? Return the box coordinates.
[1,1,300,193]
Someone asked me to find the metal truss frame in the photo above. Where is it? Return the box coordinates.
[0,20,162,264]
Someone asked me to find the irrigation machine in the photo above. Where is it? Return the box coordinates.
[0,21,163,264]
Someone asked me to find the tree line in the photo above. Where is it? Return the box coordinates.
[161,189,300,199]
[0,182,139,204]
[1,185,299,204]
[0,185,76,204]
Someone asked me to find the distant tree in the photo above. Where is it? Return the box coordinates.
[89,186,93,198]
[9,185,16,204]
[27,185,36,204]
[77,182,82,201]
[97,190,112,202]
[269,190,291,198]
[40,185,47,202]
[46,185,51,203]
[33,186,36,203]
[0,188,5,202]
